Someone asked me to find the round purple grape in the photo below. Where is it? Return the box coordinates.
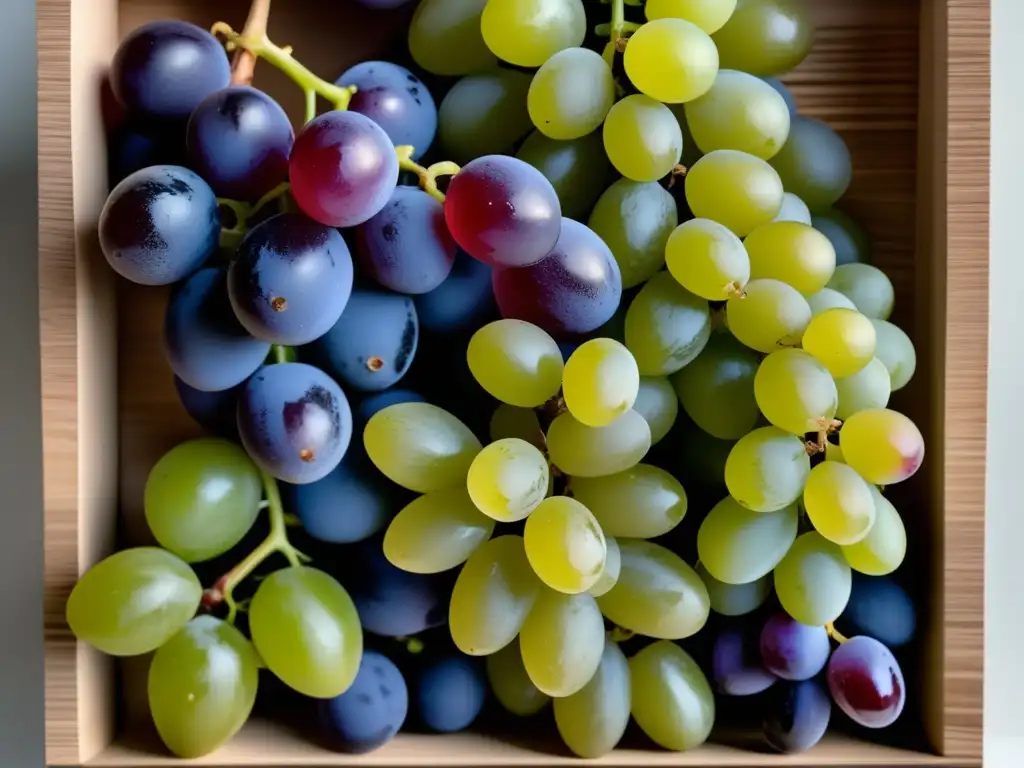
[318,650,408,753]
[763,680,831,753]
[413,251,495,335]
[712,629,777,696]
[760,612,831,682]
[174,376,241,440]
[835,573,917,650]
[413,655,486,733]
[826,635,906,728]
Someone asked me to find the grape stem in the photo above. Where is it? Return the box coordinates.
[825,622,849,644]
[271,344,292,365]
[395,145,460,203]
[609,625,634,643]
[229,0,273,86]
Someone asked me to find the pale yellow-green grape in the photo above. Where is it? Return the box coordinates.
[697,496,798,583]
[384,486,496,573]
[826,441,845,463]
[528,47,615,140]
[754,348,838,436]
[769,115,851,213]
[553,637,631,758]
[629,641,714,751]
[711,0,814,77]
[685,69,790,159]
[596,539,709,639]
[625,271,712,376]
[664,217,750,301]
[547,410,652,477]
[408,0,497,76]
[801,308,876,379]
[563,338,640,427]
[603,95,684,182]
[489,403,546,451]
[826,263,894,321]
[437,69,533,164]
[744,220,837,295]
[624,18,719,104]
[803,461,876,545]
[524,496,607,594]
[725,278,811,353]
[364,403,482,493]
[449,535,541,655]
[570,463,687,538]
[839,408,925,485]
[467,319,564,407]
[644,0,737,33]
[668,101,704,168]
[696,562,771,616]
[486,637,551,716]
[773,191,812,224]
[870,318,917,391]
[774,531,852,626]
[519,588,605,697]
[467,438,549,522]
[480,0,587,67]
[685,149,784,236]
[588,536,621,597]
[633,376,679,444]
[841,485,907,576]
[724,425,810,512]
[835,357,891,420]
[806,287,856,317]
[517,130,613,221]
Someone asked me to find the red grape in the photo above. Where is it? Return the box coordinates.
[826,635,905,728]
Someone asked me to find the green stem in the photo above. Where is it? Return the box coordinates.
[825,622,849,644]
[272,344,294,365]
[395,145,460,203]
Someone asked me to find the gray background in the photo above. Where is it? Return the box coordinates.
[0,0,1017,766]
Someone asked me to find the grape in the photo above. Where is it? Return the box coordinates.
[449,536,541,655]
[726,278,811,353]
[812,208,871,265]
[519,588,604,697]
[489,404,546,451]
[839,408,924,485]
[633,376,679,444]
[414,251,495,335]
[826,635,905,728]
[553,638,630,758]
[762,76,798,114]
[744,220,837,294]
[517,130,613,221]
[774,531,852,626]
[384,487,495,574]
[603,95,683,182]
[408,0,497,76]
[437,70,533,164]
[65,547,202,657]
[763,680,831,753]
[685,69,790,159]
[769,115,851,213]
[825,441,845,464]
[493,217,622,338]
[524,497,607,594]
[807,287,857,317]
[773,192,812,224]
[163,268,271,393]
[289,111,399,228]
[724,426,810,512]
[110,20,230,122]
[836,574,916,649]
[228,213,354,346]
[712,629,776,695]
[711,0,814,77]
[803,461,875,545]
[696,562,770,616]
[826,264,894,321]
[870,319,916,391]
[588,536,621,597]
[588,179,677,288]
[486,638,551,716]
[570,464,686,538]
[174,376,241,439]
[698,497,798,585]
[563,339,640,427]
[629,641,714,751]
[665,217,750,301]
[185,86,293,201]
[754,348,838,436]
[840,485,906,576]
[528,48,615,140]
[760,612,830,681]
[802,308,876,379]
[626,272,712,376]
[480,0,587,68]
[835,357,891,420]
[99,165,219,286]
[686,149,784,236]
[467,438,549,522]
[467,319,563,408]
[108,123,187,186]
[414,655,486,733]
[338,61,437,161]
[318,650,408,753]
[625,18,719,104]
[596,539,709,639]
[547,410,651,478]
[643,0,737,33]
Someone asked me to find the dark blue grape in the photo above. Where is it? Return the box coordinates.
[237,362,353,484]
[174,376,241,439]
[99,165,220,286]
[413,251,495,335]
[108,123,186,187]
[228,213,355,346]
[835,574,916,650]
[763,680,831,753]
[712,629,777,696]
[355,389,427,423]
[413,655,486,733]
[318,650,408,753]
[355,186,457,294]
[110,20,231,123]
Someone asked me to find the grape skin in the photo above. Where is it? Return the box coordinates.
[524,497,607,594]
[480,0,587,68]
[773,192,812,224]
[587,536,621,597]
[174,376,241,439]
[569,464,687,539]
[603,95,684,182]
[547,410,651,478]
[711,0,814,78]
[870,318,917,390]
[486,637,551,716]
[744,220,837,295]
[467,319,564,408]
[807,287,857,317]
[774,531,852,626]
[801,308,877,379]
[839,407,925,485]
[759,612,830,681]
[633,376,679,445]
[318,650,408,753]
[696,562,770,616]
[826,635,906,728]
[725,278,811,354]
[519,588,605,697]
[685,69,790,159]
[414,251,496,335]
[712,629,777,695]
[840,485,907,576]
[438,69,533,164]
[414,655,487,733]
[563,338,640,427]
[685,149,784,236]
[836,573,916,649]
[553,638,630,758]
[625,271,712,376]
[517,130,613,221]
[466,438,550,522]
[697,497,798,584]
[827,263,895,321]
[408,0,497,76]
[803,459,877,546]
[723,426,810,513]
[629,641,714,751]
[643,0,737,34]
[763,680,831,753]
[665,217,750,301]
[835,356,891,419]
[754,348,839,436]
[528,47,615,140]
[624,18,719,105]
[813,208,871,265]
[769,115,852,213]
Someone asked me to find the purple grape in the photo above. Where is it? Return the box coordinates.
[492,217,622,338]
[759,612,831,682]
[712,629,777,696]
[237,362,353,485]
[355,186,457,294]
[318,650,409,753]
[108,123,186,187]
[174,376,241,439]
[413,655,486,733]
[413,251,495,335]
[835,573,916,650]
[763,680,831,753]
[826,635,905,728]
[228,213,354,346]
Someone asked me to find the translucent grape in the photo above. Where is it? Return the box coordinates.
[603,95,683,182]
[763,680,831,753]
[633,376,679,444]
[629,641,714,751]
[685,69,790,159]
[467,438,549,523]
[517,130,612,220]
[625,272,712,376]
[643,0,737,34]
[754,349,838,436]
[519,588,605,697]
[486,638,551,716]
[562,339,639,427]
[624,19,719,104]
[489,404,546,451]
[524,496,607,593]
[774,532,852,626]
[712,628,777,695]
[826,264,894,321]
[840,486,906,576]
[665,218,750,301]
[744,220,837,294]
[685,149,784,236]
[408,0,497,75]
[437,69,533,164]
[870,319,916,391]
[480,0,587,67]
[826,635,905,728]
[726,278,811,353]
[835,357,891,420]
[802,308,876,379]
[553,638,631,758]
[570,464,686,538]
[696,562,771,616]
[762,75,798,114]
[528,47,615,140]
[807,287,856,317]
[697,497,798,584]
[384,487,496,573]
[825,441,845,464]
[769,115,851,213]
[711,0,814,78]
[588,536,622,597]
[547,410,651,477]
[724,426,810,512]
[839,408,925,485]
[812,208,871,265]
[773,192,812,224]
[467,319,564,408]
[804,461,875,546]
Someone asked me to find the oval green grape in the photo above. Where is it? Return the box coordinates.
[838,408,925,486]
[489,403,546,451]
[486,637,551,716]
[408,0,497,76]
[685,69,790,159]
[624,18,719,104]
[665,217,750,301]
[553,637,631,758]
[773,191,812,224]
[644,0,737,34]
[774,531,852,626]
[803,461,876,546]
[520,588,605,697]
[524,496,607,594]
[712,0,814,77]
[807,287,857,317]
[517,130,613,221]
[840,486,907,576]
[633,376,679,445]
[744,220,837,294]
[724,426,810,512]
[527,47,615,140]
[870,318,916,391]
[468,319,563,408]
[696,562,771,616]
[754,348,838,436]
[588,536,622,597]
[547,410,652,478]
[835,357,891,420]
[685,149,784,236]
[769,115,851,213]
[625,271,712,376]
[437,69,533,164]
[603,95,683,182]
[725,278,811,353]
[570,464,687,539]
[802,308,877,379]
[826,263,895,321]
[481,0,586,67]
[563,338,640,427]
[812,208,871,265]
[696,496,798,584]
[467,438,549,522]
[629,641,714,751]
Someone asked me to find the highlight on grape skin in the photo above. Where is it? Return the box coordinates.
[839,407,926,485]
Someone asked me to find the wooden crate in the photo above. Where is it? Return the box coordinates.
[38,0,990,764]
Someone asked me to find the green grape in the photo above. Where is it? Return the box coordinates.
[517,130,613,220]
[489,403,546,450]
[685,149,784,236]
[803,461,876,545]
[744,220,836,294]
[408,0,497,76]
[835,357,891,420]
[468,319,564,408]
[603,95,683,182]
[553,637,631,758]
[148,616,259,759]
[524,496,607,593]
[467,438,550,522]
[486,637,551,716]
[588,536,621,597]
[481,0,586,67]
[801,308,877,378]
[668,102,705,168]
[143,438,262,564]
[769,115,851,213]
[839,408,925,485]
[596,539,709,639]
[870,318,916,391]
[841,486,906,576]
[685,69,790,159]
[625,272,712,376]
[644,0,737,33]
[624,18,719,104]
[807,287,857,317]
[450,535,541,655]
[547,410,651,478]
[812,208,871,265]
[762,75,797,114]
[724,425,810,512]
[711,0,814,77]
[527,47,615,140]
[384,486,496,573]
[826,263,894,321]
[825,441,845,464]
[364,403,482,493]
[520,588,606,697]
[773,191,811,224]
[677,428,735,489]
[725,278,811,353]
[629,641,714,751]
[570,464,686,538]
[754,348,838,436]
[696,496,798,583]
[249,567,362,699]
[437,69,533,164]
[670,332,760,440]
[665,217,750,301]
[65,547,202,657]
[588,179,677,288]
[773,531,852,626]
[633,376,679,444]
[563,338,640,427]
[696,562,771,616]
